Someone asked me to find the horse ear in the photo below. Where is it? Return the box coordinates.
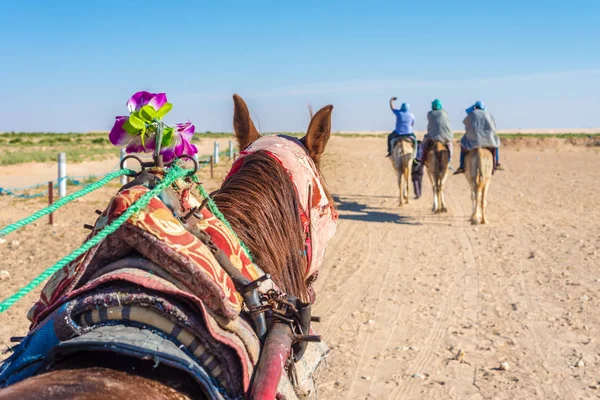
[232,94,261,150]
[301,105,333,168]
[307,103,314,119]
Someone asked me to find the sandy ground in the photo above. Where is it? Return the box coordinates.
[1,137,600,399]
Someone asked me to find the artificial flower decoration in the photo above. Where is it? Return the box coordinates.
[145,121,198,162]
[109,91,198,162]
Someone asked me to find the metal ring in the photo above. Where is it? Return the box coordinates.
[120,155,145,175]
[171,155,198,176]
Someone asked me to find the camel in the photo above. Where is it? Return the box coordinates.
[464,148,493,224]
[424,141,450,213]
[390,138,413,206]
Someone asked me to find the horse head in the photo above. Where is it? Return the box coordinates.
[215,94,337,303]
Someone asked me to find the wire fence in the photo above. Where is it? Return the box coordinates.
[0,150,232,200]
[0,162,121,199]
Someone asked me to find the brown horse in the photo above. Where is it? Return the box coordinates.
[424,141,450,213]
[465,148,493,224]
[0,95,335,399]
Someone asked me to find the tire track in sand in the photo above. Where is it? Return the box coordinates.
[453,176,575,399]
[354,233,409,398]
[345,229,396,394]
[390,213,466,400]
[316,152,393,339]
[316,149,384,290]
[448,181,572,400]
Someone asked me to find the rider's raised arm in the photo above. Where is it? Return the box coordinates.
[389,97,396,112]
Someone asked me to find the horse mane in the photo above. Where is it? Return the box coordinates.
[212,151,309,300]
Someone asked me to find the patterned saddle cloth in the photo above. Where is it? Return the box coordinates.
[0,172,328,398]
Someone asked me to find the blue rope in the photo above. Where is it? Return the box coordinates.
[0,188,46,199]
[1,181,49,190]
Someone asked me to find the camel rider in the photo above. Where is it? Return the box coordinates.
[386,97,417,158]
[416,99,453,163]
[412,140,424,199]
[454,101,503,174]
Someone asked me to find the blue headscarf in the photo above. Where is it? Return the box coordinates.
[400,103,409,112]
[466,100,486,114]
[431,99,442,110]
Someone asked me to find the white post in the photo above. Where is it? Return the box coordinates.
[120,148,127,185]
[213,141,220,164]
[229,140,234,159]
[58,153,67,198]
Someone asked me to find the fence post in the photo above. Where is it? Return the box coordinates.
[48,182,54,225]
[213,141,220,164]
[58,153,67,198]
[229,140,234,159]
[120,148,127,185]
[209,156,214,178]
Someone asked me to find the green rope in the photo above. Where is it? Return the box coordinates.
[0,169,134,238]
[0,166,191,313]
[197,185,254,262]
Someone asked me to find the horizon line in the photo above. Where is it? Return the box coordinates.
[2,128,600,135]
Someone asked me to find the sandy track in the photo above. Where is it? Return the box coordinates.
[313,138,600,399]
[1,137,599,399]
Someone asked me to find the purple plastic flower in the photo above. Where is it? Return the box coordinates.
[108,91,196,162]
[109,115,154,153]
[126,91,167,113]
[146,122,198,162]
[108,116,130,146]
[125,135,148,154]
[175,122,196,145]
[170,123,199,161]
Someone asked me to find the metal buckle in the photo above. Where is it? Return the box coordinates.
[255,290,321,362]
[120,154,198,177]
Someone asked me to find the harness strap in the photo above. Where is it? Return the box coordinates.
[187,226,268,341]
[181,198,319,362]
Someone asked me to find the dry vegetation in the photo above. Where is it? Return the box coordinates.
[0,132,243,165]
[1,131,598,166]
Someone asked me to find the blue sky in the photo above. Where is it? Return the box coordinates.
[1,0,599,133]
